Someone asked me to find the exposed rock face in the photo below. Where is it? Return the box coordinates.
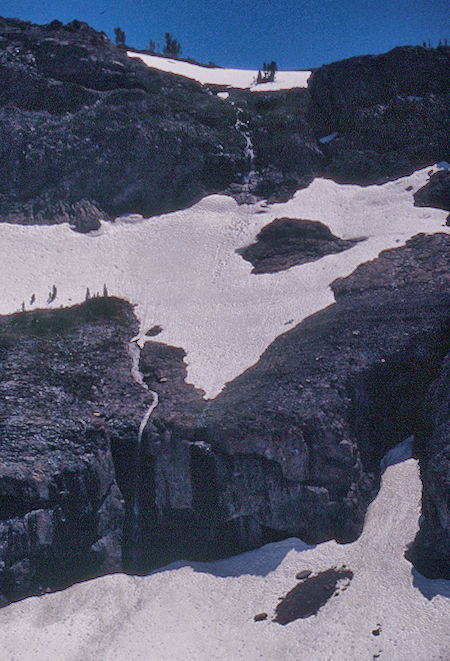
[0,235,448,603]
[111,340,206,571]
[0,18,448,228]
[408,355,450,578]
[122,234,449,572]
[308,46,450,184]
[0,18,449,600]
[237,217,363,273]
[225,88,324,201]
[0,17,243,230]
[414,169,450,212]
[193,234,449,552]
[0,298,148,604]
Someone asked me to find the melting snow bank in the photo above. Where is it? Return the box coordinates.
[1,454,448,661]
[0,167,448,398]
[127,51,311,90]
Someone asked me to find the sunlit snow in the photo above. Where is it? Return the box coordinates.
[1,451,448,661]
[127,51,311,90]
[0,167,447,398]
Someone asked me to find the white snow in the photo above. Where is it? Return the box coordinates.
[0,167,447,399]
[1,452,448,661]
[127,51,311,90]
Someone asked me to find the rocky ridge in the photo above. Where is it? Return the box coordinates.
[0,17,244,230]
[307,46,450,184]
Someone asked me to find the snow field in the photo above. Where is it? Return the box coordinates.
[1,454,448,661]
[0,167,447,398]
[127,51,311,90]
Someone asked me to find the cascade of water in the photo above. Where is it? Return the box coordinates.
[234,106,256,191]
[128,341,159,564]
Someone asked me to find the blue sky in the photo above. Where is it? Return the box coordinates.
[0,0,447,69]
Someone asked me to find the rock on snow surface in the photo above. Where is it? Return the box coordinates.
[1,455,448,661]
[0,166,447,399]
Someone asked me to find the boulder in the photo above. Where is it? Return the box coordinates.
[237,217,363,273]
[414,169,450,212]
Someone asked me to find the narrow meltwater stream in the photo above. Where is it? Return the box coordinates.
[128,340,159,565]
[234,106,256,191]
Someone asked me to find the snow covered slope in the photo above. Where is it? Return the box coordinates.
[0,167,447,398]
[127,51,311,90]
[1,450,448,661]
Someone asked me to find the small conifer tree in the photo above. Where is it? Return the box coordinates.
[114,27,126,48]
[163,32,182,58]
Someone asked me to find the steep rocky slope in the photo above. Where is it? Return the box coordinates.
[1,233,447,605]
[124,233,448,574]
[0,17,244,230]
[0,16,448,606]
[414,169,450,227]
[408,354,450,578]
[308,46,450,184]
[0,299,141,603]
[183,233,449,558]
[0,17,448,228]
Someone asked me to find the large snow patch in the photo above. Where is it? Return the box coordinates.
[0,167,447,398]
[1,455,448,661]
[127,51,311,90]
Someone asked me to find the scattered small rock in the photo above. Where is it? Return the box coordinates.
[254,612,268,622]
[372,625,382,636]
[295,570,312,580]
[146,325,163,337]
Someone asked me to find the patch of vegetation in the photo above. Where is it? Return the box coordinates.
[256,61,278,84]
[0,297,133,340]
